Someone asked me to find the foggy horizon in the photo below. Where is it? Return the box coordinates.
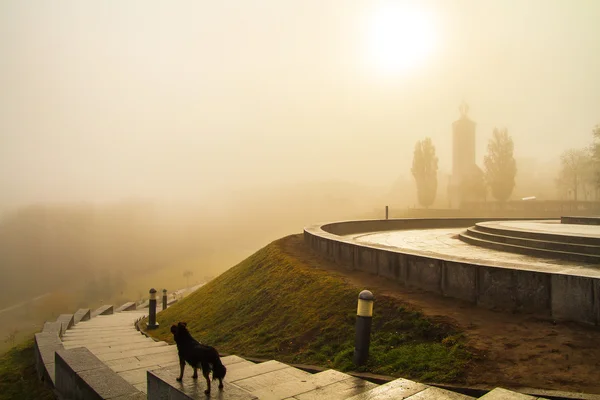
[2,0,600,209]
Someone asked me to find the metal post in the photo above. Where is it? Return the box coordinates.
[385,206,389,220]
[147,288,159,329]
[162,289,168,311]
[353,290,374,366]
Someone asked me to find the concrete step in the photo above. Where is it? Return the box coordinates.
[293,374,377,400]
[250,369,356,400]
[475,221,600,246]
[232,365,311,397]
[62,335,154,348]
[56,314,75,334]
[404,387,474,399]
[226,360,293,383]
[92,304,114,317]
[467,226,600,256]
[344,378,473,400]
[62,332,145,342]
[105,351,180,373]
[64,339,168,353]
[148,364,257,399]
[345,378,428,400]
[73,308,91,324]
[458,231,600,264]
[96,343,177,362]
[42,321,64,338]
[479,387,547,399]
[116,302,137,312]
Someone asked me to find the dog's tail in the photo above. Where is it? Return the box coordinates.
[212,355,227,381]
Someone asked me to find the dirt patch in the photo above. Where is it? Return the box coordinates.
[282,234,600,394]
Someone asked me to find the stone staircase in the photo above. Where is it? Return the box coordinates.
[42,303,550,399]
[459,221,600,263]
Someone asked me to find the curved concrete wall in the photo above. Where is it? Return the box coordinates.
[304,218,600,326]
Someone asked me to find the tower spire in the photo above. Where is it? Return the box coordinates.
[459,101,469,119]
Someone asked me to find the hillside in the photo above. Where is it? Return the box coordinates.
[0,339,55,400]
[146,235,471,383]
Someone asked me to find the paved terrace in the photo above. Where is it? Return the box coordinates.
[352,226,600,278]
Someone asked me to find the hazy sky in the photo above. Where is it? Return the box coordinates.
[1,1,599,208]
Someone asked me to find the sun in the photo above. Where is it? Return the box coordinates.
[363,3,438,76]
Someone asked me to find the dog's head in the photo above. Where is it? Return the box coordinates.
[170,321,188,337]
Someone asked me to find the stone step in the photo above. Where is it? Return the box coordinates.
[232,365,311,395]
[250,369,355,400]
[73,308,91,324]
[63,327,141,337]
[346,378,428,400]
[458,231,600,264]
[62,335,154,348]
[62,332,144,342]
[148,364,257,399]
[65,327,140,336]
[96,343,177,362]
[42,321,64,338]
[64,339,168,353]
[479,387,547,399]
[116,302,137,312]
[475,221,600,246]
[226,360,292,383]
[106,352,180,374]
[56,314,75,334]
[467,226,600,256]
[92,304,114,317]
[404,387,474,399]
[293,374,377,400]
[345,379,475,400]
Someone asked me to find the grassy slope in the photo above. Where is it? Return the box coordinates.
[0,339,55,400]
[147,235,471,383]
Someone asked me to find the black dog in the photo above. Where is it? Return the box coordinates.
[170,322,227,395]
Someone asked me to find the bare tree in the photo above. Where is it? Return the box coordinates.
[556,148,593,200]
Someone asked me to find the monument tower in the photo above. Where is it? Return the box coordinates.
[448,103,483,207]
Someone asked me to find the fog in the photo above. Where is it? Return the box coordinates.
[0,1,599,340]
[1,0,599,210]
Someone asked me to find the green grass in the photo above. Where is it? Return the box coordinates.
[0,339,55,400]
[146,235,471,383]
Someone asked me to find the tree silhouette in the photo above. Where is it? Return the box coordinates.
[592,125,600,186]
[556,148,593,201]
[411,138,439,208]
[484,128,517,201]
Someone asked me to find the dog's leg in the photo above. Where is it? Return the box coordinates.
[201,363,211,395]
[176,358,185,382]
[192,366,198,379]
[218,377,224,390]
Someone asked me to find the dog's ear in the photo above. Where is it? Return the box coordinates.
[178,322,187,328]
[170,324,177,334]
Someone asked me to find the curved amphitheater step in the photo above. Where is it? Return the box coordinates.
[459,222,600,264]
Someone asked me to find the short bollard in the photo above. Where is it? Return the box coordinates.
[147,288,159,330]
[162,289,168,310]
[353,290,374,366]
